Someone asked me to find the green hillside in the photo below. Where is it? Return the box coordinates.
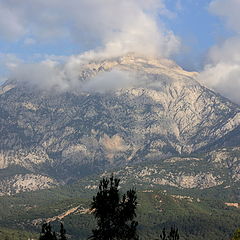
[0,227,38,240]
[0,170,239,240]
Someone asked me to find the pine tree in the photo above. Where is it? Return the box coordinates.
[168,226,179,240]
[89,175,138,240]
[39,223,57,240]
[160,228,167,240]
[159,226,179,240]
[59,223,67,240]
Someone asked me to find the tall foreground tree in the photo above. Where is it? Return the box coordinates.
[60,223,67,240]
[39,223,57,240]
[89,175,138,240]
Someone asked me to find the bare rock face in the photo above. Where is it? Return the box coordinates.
[97,146,240,190]
[0,174,58,195]
[0,53,240,192]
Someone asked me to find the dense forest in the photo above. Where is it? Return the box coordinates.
[0,175,239,240]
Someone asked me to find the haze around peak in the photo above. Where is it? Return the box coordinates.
[10,53,194,93]
[1,0,240,104]
[0,0,181,91]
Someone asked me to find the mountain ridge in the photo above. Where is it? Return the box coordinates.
[0,53,240,192]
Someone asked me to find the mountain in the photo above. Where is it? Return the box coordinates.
[0,53,240,191]
[1,54,240,240]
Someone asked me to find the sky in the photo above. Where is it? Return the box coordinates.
[0,0,240,103]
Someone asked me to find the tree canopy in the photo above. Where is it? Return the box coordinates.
[89,175,138,240]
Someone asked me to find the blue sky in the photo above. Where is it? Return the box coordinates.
[163,0,233,70]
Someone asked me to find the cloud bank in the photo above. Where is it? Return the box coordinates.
[83,70,135,93]
[199,0,240,104]
[0,0,180,58]
[10,60,136,93]
[5,0,240,104]
[1,0,181,90]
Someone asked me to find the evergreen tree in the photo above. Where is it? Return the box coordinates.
[39,223,57,240]
[159,227,179,240]
[159,228,167,240]
[168,226,179,240]
[59,223,67,240]
[89,175,138,240]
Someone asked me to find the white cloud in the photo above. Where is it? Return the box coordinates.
[1,0,181,91]
[0,0,180,58]
[206,37,240,65]
[0,53,22,74]
[198,0,240,104]
[199,60,240,104]
[10,60,65,90]
[10,59,137,93]
[0,2,26,40]
[209,0,240,33]
[83,70,135,93]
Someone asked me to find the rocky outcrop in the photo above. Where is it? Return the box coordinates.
[98,146,240,189]
[0,174,59,195]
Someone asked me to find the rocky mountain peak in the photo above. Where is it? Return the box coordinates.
[83,53,198,84]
